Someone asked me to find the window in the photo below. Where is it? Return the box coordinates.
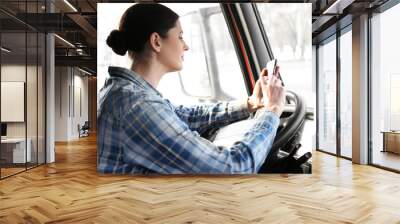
[371,3,400,171]
[177,11,211,98]
[209,13,248,101]
[317,37,337,154]
[339,29,352,158]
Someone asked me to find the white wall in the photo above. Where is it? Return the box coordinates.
[1,65,26,136]
[1,63,46,164]
[55,67,89,141]
[1,65,34,138]
[55,66,69,141]
[72,72,89,138]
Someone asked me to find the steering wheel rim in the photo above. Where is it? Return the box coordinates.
[258,90,307,172]
[268,90,306,153]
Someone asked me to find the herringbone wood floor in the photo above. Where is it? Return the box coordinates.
[1,134,400,223]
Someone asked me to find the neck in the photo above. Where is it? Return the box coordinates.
[130,57,165,88]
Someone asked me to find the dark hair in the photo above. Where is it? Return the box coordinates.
[106,4,179,56]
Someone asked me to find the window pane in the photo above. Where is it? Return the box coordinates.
[340,29,352,158]
[209,13,247,101]
[318,38,337,154]
[175,10,212,99]
[256,4,313,108]
[371,3,400,171]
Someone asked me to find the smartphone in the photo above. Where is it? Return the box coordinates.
[265,59,284,86]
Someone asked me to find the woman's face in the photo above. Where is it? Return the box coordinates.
[158,20,189,72]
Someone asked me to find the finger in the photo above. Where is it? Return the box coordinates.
[268,73,277,83]
[255,79,262,92]
[274,65,280,76]
[273,77,281,87]
[260,68,268,79]
[253,80,258,91]
[261,76,268,86]
[271,73,278,82]
[275,78,282,87]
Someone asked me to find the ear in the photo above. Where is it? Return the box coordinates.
[149,32,162,53]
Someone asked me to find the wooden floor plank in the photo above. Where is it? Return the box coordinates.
[0,134,399,223]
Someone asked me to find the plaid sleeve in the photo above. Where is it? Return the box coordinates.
[173,100,251,134]
[120,96,279,174]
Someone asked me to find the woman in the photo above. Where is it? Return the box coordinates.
[98,3,286,174]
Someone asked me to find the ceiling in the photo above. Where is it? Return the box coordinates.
[0,0,392,76]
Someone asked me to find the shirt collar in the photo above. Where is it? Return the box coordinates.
[108,66,163,97]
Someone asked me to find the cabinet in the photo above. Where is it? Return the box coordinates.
[382,131,400,154]
[1,138,31,164]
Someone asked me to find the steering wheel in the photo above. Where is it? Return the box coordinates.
[267,91,306,153]
[203,90,311,173]
[257,90,311,173]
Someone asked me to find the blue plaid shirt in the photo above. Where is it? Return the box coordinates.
[97,66,280,174]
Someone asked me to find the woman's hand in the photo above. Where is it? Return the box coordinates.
[247,70,267,113]
[260,66,286,117]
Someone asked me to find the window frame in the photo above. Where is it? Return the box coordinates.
[314,21,353,160]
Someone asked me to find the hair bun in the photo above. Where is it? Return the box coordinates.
[106,30,128,56]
